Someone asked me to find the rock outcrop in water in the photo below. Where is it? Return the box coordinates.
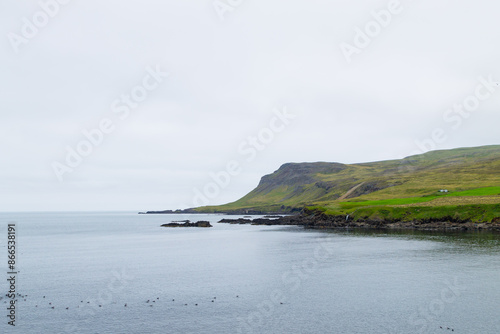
[161,221,212,228]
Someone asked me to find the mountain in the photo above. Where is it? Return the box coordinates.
[197,145,500,220]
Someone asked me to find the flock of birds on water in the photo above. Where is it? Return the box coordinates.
[1,293,457,331]
[1,292,278,310]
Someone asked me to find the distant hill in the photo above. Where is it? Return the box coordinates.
[197,145,500,218]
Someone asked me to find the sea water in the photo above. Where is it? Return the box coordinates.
[0,211,499,333]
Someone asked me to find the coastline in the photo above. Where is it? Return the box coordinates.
[218,210,500,232]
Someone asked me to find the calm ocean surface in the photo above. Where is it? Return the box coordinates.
[1,212,499,334]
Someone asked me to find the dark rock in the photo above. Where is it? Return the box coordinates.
[161,221,212,228]
[219,218,252,225]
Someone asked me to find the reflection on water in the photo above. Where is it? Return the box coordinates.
[319,227,500,248]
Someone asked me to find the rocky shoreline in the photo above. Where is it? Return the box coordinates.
[219,210,500,232]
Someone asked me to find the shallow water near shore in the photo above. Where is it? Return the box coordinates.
[1,211,499,333]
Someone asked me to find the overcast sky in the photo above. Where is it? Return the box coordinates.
[1,0,499,211]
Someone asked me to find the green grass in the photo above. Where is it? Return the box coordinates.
[345,204,500,223]
[340,197,436,209]
[338,186,500,210]
[446,186,500,197]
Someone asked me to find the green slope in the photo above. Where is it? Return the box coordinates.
[196,145,500,221]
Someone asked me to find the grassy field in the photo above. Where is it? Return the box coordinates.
[195,145,500,222]
[335,187,500,209]
[332,204,500,223]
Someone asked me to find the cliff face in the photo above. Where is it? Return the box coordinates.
[255,162,347,194]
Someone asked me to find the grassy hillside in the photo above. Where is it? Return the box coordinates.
[196,145,500,222]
